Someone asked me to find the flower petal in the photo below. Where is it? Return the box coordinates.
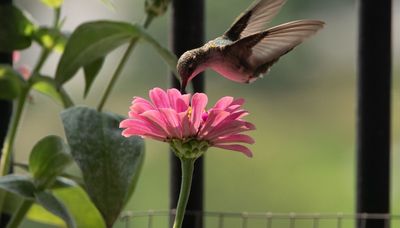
[231,98,245,106]
[198,110,230,136]
[204,120,253,140]
[120,119,166,140]
[121,128,165,141]
[149,87,170,108]
[213,144,253,157]
[191,93,208,130]
[213,96,233,110]
[167,88,181,110]
[179,112,193,137]
[226,110,248,120]
[130,97,155,114]
[140,110,170,136]
[212,134,255,145]
[159,108,182,138]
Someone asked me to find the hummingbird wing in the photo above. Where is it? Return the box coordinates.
[227,20,324,70]
[224,0,286,41]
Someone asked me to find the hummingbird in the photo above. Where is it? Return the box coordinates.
[177,0,324,91]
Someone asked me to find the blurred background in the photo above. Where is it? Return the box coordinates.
[11,0,400,227]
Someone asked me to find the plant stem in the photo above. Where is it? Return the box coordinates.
[1,42,52,175]
[173,158,195,228]
[96,39,137,112]
[6,200,33,228]
[31,50,50,78]
[0,6,64,219]
[0,87,29,217]
[0,88,29,176]
[96,14,154,112]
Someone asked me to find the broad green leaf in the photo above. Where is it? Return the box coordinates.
[33,27,67,53]
[32,74,74,108]
[14,162,83,187]
[0,175,35,199]
[35,191,76,228]
[54,186,106,228]
[140,31,178,76]
[28,203,65,226]
[40,0,64,8]
[55,21,141,86]
[61,106,145,227]
[0,65,25,100]
[83,57,105,98]
[29,135,73,190]
[0,5,35,51]
[28,182,106,228]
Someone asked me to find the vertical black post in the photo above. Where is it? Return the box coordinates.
[356,0,391,227]
[170,0,205,227]
[0,0,14,226]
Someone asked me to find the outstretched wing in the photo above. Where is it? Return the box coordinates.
[224,0,286,41]
[227,20,324,68]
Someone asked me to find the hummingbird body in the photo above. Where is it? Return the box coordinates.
[177,0,325,90]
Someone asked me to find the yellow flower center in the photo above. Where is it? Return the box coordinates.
[187,106,193,119]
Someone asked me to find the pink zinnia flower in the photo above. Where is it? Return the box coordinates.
[120,87,255,157]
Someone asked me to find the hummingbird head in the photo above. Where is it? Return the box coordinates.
[177,49,205,92]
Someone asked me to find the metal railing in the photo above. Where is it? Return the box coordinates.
[120,211,400,228]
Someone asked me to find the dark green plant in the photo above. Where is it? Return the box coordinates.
[0,0,175,227]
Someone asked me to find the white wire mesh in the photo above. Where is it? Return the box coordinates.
[120,210,399,228]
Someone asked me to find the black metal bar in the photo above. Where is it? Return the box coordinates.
[356,0,392,227]
[0,0,14,226]
[170,0,205,227]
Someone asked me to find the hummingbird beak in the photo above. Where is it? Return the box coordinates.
[180,79,187,94]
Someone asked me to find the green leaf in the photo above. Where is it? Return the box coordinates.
[28,184,106,228]
[83,57,105,98]
[28,203,65,226]
[0,5,35,51]
[61,106,145,227]
[29,135,73,190]
[55,21,141,86]
[54,186,106,228]
[0,65,25,100]
[32,74,74,107]
[35,191,76,228]
[0,175,35,199]
[33,27,68,53]
[140,30,178,76]
[40,0,64,8]
[51,177,78,189]
[3,191,24,214]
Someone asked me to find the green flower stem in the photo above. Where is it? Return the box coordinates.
[173,158,195,228]
[6,200,33,228]
[97,14,154,112]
